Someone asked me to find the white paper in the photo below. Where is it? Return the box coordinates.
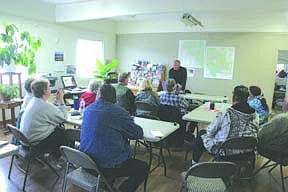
[151,131,164,137]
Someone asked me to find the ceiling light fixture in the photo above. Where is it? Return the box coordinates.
[181,13,203,28]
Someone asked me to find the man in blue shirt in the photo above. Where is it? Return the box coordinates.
[80,84,148,192]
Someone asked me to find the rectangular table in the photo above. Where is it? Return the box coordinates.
[66,116,180,176]
[183,102,231,136]
[181,93,228,103]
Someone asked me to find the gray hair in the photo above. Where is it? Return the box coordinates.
[167,79,176,92]
[118,72,129,83]
[24,77,35,93]
[88,79,103,93]
[31,79,50,98]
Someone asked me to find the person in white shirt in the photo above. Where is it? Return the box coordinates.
[20,79,67,158]
[21,77,35,111]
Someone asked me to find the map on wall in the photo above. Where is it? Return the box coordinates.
[204,47,235,79]
[178,40,206,73]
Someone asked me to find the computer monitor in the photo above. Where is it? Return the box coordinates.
[61,75,77,89]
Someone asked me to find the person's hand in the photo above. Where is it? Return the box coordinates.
[56,88,64,103]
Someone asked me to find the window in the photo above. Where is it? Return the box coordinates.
[76,39,104,78]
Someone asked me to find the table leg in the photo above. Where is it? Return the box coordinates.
[148,142,153,170]
[2,108,6,129]
[159,142,167,176]
[11,107,16,126]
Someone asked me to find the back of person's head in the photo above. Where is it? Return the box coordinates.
[249,86,269,112]
[88,79,103,93]
[99,84,116,103]
[24,77,35,93]
[166,79,176,92]
[139,80,153,92]
[118,72,130,84]
[31,79,50,98]
[233,85,249,103]
[249,86,261,97]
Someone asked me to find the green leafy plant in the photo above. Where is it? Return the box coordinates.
[0,23,41,75]
[0,85,18,101]
[93,59,119,80]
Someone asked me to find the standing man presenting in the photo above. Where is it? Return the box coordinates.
[169,59,187,91]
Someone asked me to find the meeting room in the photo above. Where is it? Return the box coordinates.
[0,0,288,192]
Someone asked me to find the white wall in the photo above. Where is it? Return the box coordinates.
[116,32,288,107]
[0,14,117,121]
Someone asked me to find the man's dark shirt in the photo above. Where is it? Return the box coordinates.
[169,66,187,90]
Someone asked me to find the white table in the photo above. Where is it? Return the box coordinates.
[66,116,179,175]
[181,94,228,103]
[0,143,19,159]
[183,103,231,136]
[183,102,231,124]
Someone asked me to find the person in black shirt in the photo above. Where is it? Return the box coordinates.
[168,60,187,91]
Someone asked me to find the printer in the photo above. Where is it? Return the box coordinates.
[41,74,58,93]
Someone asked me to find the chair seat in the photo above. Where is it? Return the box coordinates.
[67,167,101,191]
[181,172,226,192]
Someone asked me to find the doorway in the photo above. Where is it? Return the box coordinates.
[272,50,288,111]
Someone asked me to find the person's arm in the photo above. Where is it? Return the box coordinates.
[168,68,174,79]
[115,110,144,140]
[181,67,187,90]
[126,89,136,114]
[206,111,225,137]
[179,97,189,114]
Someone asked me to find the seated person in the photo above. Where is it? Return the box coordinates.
[113,72,136,115]
[80,84,148,192]
[79,79,103,107]
[157,65,167,92]
[20,79,68,159]
[12,78,36,144]
[248,86,269,125]
[160,78,189,115]
[191,85,259,165]
[21,77,36,111]
[135,79,160,116]
[160,78,195,146]
[257,112,288,162]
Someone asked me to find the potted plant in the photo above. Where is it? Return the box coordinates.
[0,85,18,101]
[93,59,119,81]
[0,23,41,75]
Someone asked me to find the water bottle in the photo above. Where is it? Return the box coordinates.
[79,98,86,114]
[73,95,79,110]
[210,100,215,110]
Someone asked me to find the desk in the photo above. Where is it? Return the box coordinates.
[181,94,228,103]
[66,116,179,175]
[183,103,231,136]
[0,143,19,159]
[63,89,86,106]
[0,100,23,129]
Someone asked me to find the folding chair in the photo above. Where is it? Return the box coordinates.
[215,136,258,180]
[60,146,114,192]
[7,124,60,191]
[180,162,238,192]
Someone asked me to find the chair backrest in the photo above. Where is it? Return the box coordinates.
[7,124,31,146]
[216,136,257,159]
[158,104,182,123]
[64,128,81,148]
[136,102,155,112]
[184,162,238,180]
[60,146,101,172]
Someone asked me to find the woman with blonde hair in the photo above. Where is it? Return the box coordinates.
[135,79,160,116]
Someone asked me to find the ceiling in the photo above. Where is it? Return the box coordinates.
[2,0,288,33]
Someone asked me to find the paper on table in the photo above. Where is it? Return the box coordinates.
[151,131,164,137]
[0,141,8,147]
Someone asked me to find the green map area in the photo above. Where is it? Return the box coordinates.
[178,40,205,69]
[204,47,234,79]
